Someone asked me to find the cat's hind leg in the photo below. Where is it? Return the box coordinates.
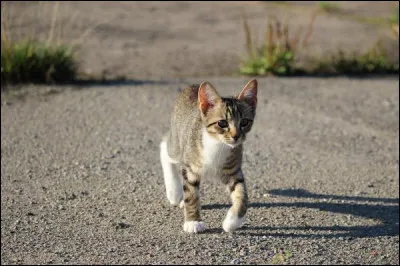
[160,138,183,206]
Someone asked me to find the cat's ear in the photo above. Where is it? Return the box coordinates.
[198,82,221,114]
[237,79,257,108]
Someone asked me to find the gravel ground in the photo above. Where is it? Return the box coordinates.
[1,1,399,265]
[1,76,399,265]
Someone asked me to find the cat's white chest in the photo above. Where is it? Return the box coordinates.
[201,129,232,175]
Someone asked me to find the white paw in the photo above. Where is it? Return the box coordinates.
[183,221,206,233]
[223,211,245,232]
[179,200,184,209]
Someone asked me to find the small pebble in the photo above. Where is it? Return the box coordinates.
[231,258,239,265]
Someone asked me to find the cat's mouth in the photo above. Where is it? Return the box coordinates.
[225,138,243,148]
[226,143,238,149]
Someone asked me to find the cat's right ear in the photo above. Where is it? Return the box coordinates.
[237,79,258,108]
[198,82,221,115]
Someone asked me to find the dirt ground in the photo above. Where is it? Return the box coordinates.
[1,1,399,265]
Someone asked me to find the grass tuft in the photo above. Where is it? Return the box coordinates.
[272,249,292,265]
[1,40,77,85]
[318,1,342,14]
[389,7,399,24]
[314,42,399,75]
[1,1,83,86]
[240,12,317,76]
[240,9,399,77]
[389,7,399,37]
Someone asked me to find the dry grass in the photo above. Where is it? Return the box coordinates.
[1,1,77,85]
[240,4,399,77]
[389,7,399,38]
[313,40,399,75]
[240,10,319,76]
[1,1,116,86]
[317,1,342,14]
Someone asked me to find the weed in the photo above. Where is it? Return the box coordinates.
[1,40,77,84]
[1,1,78,85]
[272,249,292,265]
[314,41,399,75]
[1,1,115,86]
[240,8,398,77]
[240,12,318,76]
[389,7,399,24]
[318,1,342,13]
[389,7,399,37]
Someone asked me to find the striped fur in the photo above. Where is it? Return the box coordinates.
[160,79,258,233]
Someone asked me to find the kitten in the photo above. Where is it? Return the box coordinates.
[160,79,258,233]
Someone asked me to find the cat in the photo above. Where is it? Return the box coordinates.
[160,79,258,233]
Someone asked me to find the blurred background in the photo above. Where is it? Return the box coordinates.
[1,1,399,84]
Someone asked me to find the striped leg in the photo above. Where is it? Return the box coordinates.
[181,167,206,233]
[222,170,248,232]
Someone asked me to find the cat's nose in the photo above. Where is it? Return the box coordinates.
[233,134,240,141]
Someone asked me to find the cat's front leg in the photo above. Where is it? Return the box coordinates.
[181,167,206,233]
[222,169,248,232]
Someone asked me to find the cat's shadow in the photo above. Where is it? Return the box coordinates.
[202,188,399,238]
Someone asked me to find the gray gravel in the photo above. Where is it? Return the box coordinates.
[1,76,399,265]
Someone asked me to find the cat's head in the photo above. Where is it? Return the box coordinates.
[198,79,258,148]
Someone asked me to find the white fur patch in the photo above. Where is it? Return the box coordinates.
[183,221,206,233]
[160,140,182,206]
[179,200,184,209]
[201,128,232,176]
[223,210,245,232]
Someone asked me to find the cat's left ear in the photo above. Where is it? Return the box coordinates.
[237,79,258,108]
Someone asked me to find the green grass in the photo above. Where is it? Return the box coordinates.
[272,249,292,265]
[240,48,295,76]
[1,2,79,86]
[1,40,78,85]
[240,13,317,76]
[240,11,399,77]
[239,17,295,76]
[318,1,342,13]
[389,7,399,24]
[313,42,399,75]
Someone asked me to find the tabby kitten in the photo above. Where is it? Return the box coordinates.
[160,79,258,233]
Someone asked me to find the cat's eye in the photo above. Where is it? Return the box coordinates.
[240,119,251,127]
[217,120,229,128]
